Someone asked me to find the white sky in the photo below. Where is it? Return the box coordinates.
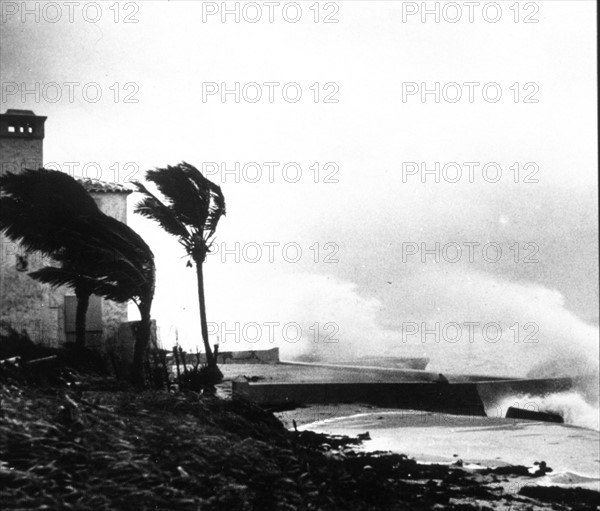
[1,1,598,365]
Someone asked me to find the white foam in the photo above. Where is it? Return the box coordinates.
[495,391,600,431]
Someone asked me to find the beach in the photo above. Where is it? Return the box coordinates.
[217,361,600,492]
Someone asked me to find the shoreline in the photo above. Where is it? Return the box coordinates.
[2,372,599,510]
[219,363,599,493]
[1,351,598,510]
[275,404,600,492]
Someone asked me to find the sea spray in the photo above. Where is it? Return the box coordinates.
[155,267,598,392]
[492,392,599,431]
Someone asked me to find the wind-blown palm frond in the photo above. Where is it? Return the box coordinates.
[180,162,226,238]
[30,265,131,305]
[56,215,155,307]
[133,181,190,242]
[14,206,155,308]
[139,162,226,244]
[29,266,98,292]
[0,169,101,254]
[145,165,207,227]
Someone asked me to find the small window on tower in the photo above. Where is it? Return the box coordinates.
[8,126,15,133]
[28,126,33,133]
[19,126,24,133]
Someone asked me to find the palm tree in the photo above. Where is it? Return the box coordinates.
[0,169,155,386]
[28,214,156,386]
[133,162,225,375]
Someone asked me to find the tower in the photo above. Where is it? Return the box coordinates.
[0,109,47,175]
[0,110,54,343]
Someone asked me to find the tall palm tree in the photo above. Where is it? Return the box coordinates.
[0,169,155,386]
[133,162,225,374]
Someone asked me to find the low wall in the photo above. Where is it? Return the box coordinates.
[233,380,487,416]
[233,377,574,417]
[180,348,280,365]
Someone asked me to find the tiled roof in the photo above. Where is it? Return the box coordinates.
[78,178,132,194]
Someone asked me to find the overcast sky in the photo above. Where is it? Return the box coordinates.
[2,1,597,374]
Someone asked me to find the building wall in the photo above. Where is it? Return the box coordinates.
[86,192,129,345]
[0,239,63,346]
[0,137,43,175]
[91,193,128,224]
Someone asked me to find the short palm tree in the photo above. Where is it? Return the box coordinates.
[133,162,225,374]
[0,169,155,386]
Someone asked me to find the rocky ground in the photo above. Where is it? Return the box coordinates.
[1,371,599,510]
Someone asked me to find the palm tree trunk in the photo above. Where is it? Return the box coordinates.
[195,260,215,368]
[74,289,90,348]
[132,304,152,388]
